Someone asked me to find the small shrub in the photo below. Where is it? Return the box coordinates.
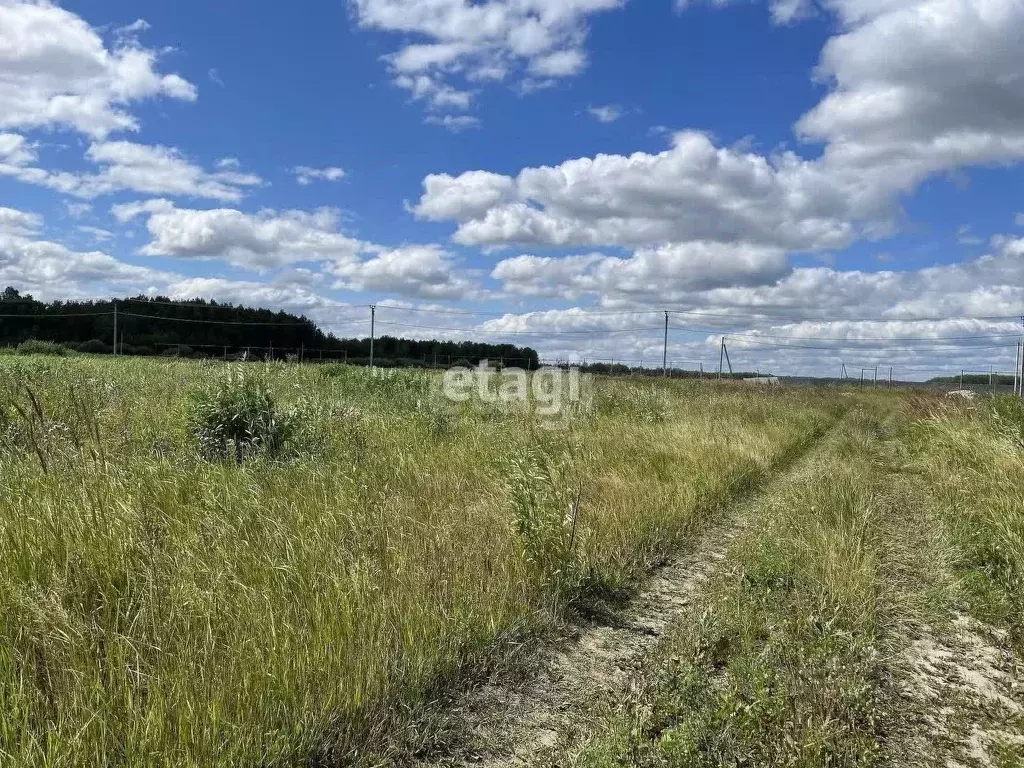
[187,370,304,462]
[504,443,584,591]
[16,339,69,357]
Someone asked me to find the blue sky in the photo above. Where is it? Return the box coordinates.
[2,0,1024,378]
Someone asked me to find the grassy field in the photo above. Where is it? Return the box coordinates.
[569,394,1024,767]
[0,356,843,767]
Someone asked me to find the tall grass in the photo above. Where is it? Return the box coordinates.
[908,396,1024,644]
[0,357,838,765]
[577,401,958,768]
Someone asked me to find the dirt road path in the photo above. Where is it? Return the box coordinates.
[421,424,841,768]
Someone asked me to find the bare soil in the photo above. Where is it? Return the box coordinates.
[897,615,1024,767]
[419,431,836,768]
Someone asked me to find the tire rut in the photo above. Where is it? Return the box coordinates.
[421,422,842,768]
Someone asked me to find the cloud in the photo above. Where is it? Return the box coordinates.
[674,0,812,25]
[328,244,476,299]
[393,73,473,110]
[956,225,984,246]
[293,165,347,185]
[586,104,623,123]
[350,0,624,115]
[493,242,792,300]
[795,0,1024,195]
[0,210,353,316]
[414,0,1024,288]
[414,131,864,252]
[113,200,368,269]
[473,236,1024,376]
[64,201,92,218]
[111,200,483,299]
[425,114,481,131]
[0,133,37,166]
[0,206,174,299]
[0,0,196,139]
[683,236,1024,325]
[77,225,113,241]
[0,140,263,201]
[162,277,346,318]
[412,169,516,221]
[0,206,42,236]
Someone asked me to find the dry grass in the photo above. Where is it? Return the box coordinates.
[0,356,839,766]
[573,398,972,768]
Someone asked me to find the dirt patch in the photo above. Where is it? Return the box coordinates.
[898,615,1024,767]
[419,430,836,768]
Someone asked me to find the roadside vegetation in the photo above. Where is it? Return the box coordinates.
[571,394,1024,768]
[908,397,1024,647]
[0,356,840,767]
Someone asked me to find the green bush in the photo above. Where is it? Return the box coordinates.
[186,370,304,462]
[16,339,69,357]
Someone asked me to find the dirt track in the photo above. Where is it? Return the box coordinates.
[422,426,840,768]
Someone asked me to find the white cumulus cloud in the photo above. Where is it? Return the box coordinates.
[0,140,263,201]
[293,166,347,185]
[350,0,624,120]
[0,0,196,139]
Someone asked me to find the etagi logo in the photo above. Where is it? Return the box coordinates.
[441,360,592,429]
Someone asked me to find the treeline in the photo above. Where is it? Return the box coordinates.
[0,288,539,368]
[928,373,1016,386]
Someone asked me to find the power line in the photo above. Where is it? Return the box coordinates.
[668,322,1023,343]
[119,311,313,327]
[0,311,114,318]
[374,320,664,337]
[117,297,343,314]
[665,307,1024,322]
[727,338,1014,353]
[374,305,665,318]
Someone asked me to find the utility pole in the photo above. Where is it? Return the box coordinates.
[1015,315,1024,399]
[369,304,376,372]
[889,366,893,390]
[873,367,878,387]
[112,300,118,356]
[1015,340,1021,396]
[719,337,725,380]
[663,311,669,377]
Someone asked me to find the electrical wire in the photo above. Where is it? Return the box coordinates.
[0,311,114,318]
[374,320,664,337]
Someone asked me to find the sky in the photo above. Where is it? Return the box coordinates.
[2,0,1024,379]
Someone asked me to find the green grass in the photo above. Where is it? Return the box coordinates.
[907,395,1024,646]
[574,401,964,768]
[0,356,841,766]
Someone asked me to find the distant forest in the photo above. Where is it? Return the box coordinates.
[927,373,1016,386]
[0,287,540,368]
